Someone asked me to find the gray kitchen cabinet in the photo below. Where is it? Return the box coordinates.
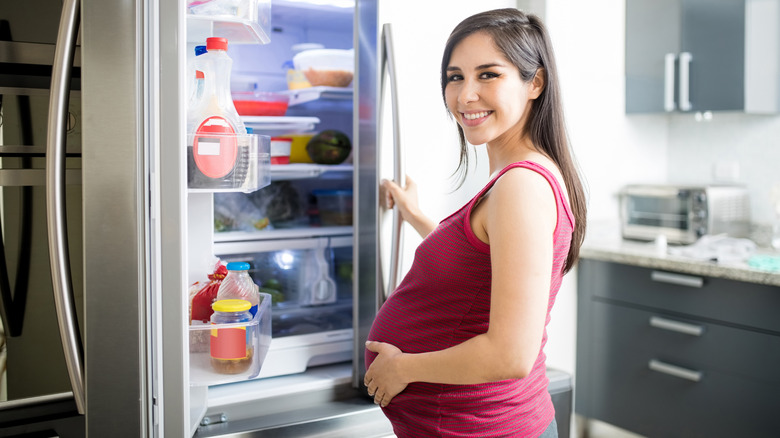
[575,259,780,438]
[625,0,780,114]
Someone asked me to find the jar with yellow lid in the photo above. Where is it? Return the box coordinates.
[210,299,253,374]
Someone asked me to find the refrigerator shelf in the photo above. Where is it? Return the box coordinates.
[270,163,352,180]
[214,226,353,243]
[241,116,320,134]
[280,86,353,106]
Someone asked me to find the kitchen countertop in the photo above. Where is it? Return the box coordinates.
[580,221,780,287]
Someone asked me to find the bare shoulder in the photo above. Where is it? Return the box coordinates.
[489,166,557,211]
[470,165,558,244]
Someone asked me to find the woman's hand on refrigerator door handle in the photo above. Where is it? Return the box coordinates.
[381,176,436,238]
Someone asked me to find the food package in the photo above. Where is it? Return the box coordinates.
[214,192,270,232]
[190,260,229,323]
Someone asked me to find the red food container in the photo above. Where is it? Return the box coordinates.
[232,91,290,116]
[270,137,292,165]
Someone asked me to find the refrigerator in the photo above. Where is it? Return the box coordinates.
[0,0,516,436]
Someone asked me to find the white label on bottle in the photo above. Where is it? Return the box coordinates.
[197,137,221,156]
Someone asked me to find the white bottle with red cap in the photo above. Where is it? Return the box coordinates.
[187,37,248,189]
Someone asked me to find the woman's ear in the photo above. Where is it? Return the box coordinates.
[529,68,545,100]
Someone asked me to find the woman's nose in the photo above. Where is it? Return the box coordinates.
[458,80,479,104]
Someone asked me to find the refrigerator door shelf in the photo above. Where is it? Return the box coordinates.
[186,0,272,45]
[189,293,272,387]
[187,133,271,193]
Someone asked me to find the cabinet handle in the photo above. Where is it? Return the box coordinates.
[664,53,677,112]
[650,270,703,288]
[649,359,702,382]
[649,316,704,336]
[678,52,692,111]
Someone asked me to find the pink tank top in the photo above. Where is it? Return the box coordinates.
[366,161,574,437]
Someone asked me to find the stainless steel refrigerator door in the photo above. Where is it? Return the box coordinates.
[0,1,85,436]
[81,0,154,435]
[0,94,84,410]
[353,0,381,390]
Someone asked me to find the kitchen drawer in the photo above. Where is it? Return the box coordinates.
[582,259,780,333]
[591,301,780,387]
[582,301,780,437]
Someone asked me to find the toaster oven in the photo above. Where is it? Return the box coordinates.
[619,184,751,244]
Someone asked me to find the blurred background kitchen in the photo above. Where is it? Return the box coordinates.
[1,0,778,437]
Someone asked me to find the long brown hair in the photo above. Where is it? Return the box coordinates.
[440,8,587,273]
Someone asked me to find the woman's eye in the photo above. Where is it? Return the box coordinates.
[447,74,463,82]
[480,72,500,79]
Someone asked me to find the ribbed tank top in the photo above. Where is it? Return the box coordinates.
[366,161,574,437]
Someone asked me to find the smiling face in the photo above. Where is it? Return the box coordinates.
[444,31,542,148]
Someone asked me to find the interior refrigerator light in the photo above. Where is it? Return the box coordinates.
[274,251,296,270]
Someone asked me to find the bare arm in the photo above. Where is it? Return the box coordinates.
[365,168,557,405]
[381,176,437,238]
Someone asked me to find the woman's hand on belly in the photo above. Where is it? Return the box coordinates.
[364,341,408,407]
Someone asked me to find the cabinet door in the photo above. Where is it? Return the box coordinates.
[626,0,682,113]
[625,0,746,113]
[682,0,745,111]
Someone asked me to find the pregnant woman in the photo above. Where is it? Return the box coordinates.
[364,8,587,438]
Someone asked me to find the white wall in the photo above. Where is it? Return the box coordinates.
[379,0,516,274]
[667,113,780,225]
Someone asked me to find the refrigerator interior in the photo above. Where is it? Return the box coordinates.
[184,1,364,433]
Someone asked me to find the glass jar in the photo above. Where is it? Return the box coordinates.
[210,299,253,374]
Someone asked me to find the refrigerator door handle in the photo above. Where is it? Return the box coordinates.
[380,23,405,303]
[46,0,85,415]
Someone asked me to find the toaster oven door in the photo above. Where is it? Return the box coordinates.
[621,187,699,243]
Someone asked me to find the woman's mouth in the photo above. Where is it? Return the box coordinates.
[461,111,492,126]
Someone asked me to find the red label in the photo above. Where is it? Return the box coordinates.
[193,116,237,178]
[210,326,247,360]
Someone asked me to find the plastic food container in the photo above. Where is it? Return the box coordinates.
[187,132,271,193]
[232,91,290,116]
[189,292,272,386]
[313,189,353,226]
[293,49,354,88]
[270,137,292,164]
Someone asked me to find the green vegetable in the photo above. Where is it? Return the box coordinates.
[259,287,285,305]
[264,278,282,290]
[306,130,352,165]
